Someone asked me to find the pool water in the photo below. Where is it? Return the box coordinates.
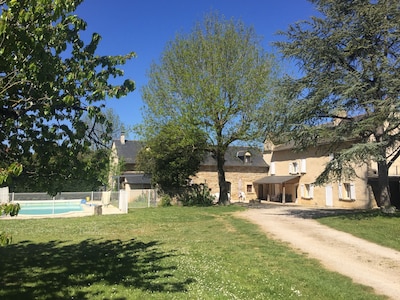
[18,201,84,215]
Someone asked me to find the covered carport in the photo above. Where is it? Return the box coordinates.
[253,175,300,203]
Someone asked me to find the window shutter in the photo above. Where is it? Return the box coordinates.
[350,183,356,200]
[301,159,307,173]
[338,182,343,199]
[300,184,304,197]
[309,184,314,198]
[289,163,293,174]
[270,162,276,175]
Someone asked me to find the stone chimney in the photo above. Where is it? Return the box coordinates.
[263,140,274,153]
[120,131,125,144]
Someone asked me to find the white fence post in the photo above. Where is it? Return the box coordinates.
[119,190,128,213]
[0,187,9,202]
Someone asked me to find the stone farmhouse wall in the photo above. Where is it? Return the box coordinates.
[264,145,377,209]
[192,166,267,201]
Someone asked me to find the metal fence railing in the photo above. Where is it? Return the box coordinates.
[127,189,158,208]
[7,189,159,212]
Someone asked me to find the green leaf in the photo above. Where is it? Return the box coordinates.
[0,0,135,194]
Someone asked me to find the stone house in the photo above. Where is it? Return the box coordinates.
[110,133,400,208]
[110,135,268,201]
[260,139,400,209]
[110,134,151,192]
[191,146,269,201]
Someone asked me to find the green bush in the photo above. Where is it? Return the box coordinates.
[0,202,20,246]
[178,184,214,206]
[0,202,20,217]
[158,194,172,207]
[134,193,147,203]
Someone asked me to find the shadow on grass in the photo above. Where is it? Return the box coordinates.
[0,238,194,299]
[243,201,400,220]
[285,208,400,220]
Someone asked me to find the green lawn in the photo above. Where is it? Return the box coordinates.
[0,206,385,300]
[317,209,400,252]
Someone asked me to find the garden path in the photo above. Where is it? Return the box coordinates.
[237,204,400,300]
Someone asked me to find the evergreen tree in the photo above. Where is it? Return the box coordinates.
[275,0,399,207]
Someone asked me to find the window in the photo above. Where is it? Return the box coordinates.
[246,184,253,193]
[338,182,356,200]
[289,161,299,174]
[236,151,252,164]
[244,152,251,163]
[344,183,351,199]
[300,183,314,199]
[300,159,307,173]
[270,161,276,175]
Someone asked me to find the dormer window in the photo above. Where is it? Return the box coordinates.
[244,151,251,163]
[236,150,252,164]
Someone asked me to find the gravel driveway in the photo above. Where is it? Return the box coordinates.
[237,203,400,300]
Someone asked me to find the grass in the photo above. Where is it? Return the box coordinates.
[317,209,400,252]
[0,206,386,300]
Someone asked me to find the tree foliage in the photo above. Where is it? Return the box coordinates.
[136,122,208,196]
[141,12,278,204]
[0,0,135,192]
[84,108,126,150]
[274,0,400,207]
[9,148,110,194]
[0,162,22,185]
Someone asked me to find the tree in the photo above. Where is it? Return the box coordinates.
[9,147,110,194]
[136,122,208,196]
[84,108,126,150]
[0,0,135,193]
[8,109,127,193]
[141,12,278,204]
[274,0,399,207]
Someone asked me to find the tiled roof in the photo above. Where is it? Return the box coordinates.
[113,140,143,164]
[113,140,268,168]
[124,174,152,185]
[202,146,268,168]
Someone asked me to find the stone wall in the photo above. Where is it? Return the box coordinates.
[191,167,267,201]
[267,147,376,209]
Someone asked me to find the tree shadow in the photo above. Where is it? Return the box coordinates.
[0,238,194,299]
[285,208,400,220]
[244,201,400,220]
[284,208,360,219]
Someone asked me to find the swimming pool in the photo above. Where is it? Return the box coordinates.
[18,200,84,215]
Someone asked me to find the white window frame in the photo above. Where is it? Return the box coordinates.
[300,158,307,174]
[270,161,276,175]
[338,182,356,200]
[300,183,314,199]
[244,152,251,163]
[289,161,299,174]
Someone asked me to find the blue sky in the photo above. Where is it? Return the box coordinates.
[75,0,318,136]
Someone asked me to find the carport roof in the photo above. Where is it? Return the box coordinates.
[253,175,300,184]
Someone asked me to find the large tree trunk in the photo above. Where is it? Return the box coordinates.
[374,128,392,208]
[377,159,391,207]
[216,150,229,205]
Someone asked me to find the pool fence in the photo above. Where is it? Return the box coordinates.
[6,189,159,212]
